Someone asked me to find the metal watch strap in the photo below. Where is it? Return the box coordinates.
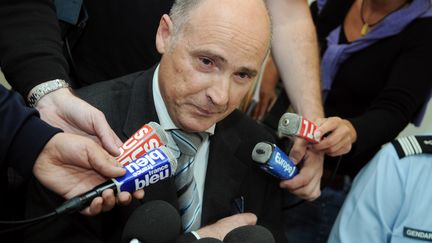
[27,79,70,107]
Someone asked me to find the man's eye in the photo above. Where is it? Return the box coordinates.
[237,72,251,79]
[200,57,213,66]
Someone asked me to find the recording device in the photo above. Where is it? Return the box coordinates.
[117,122,169,166]
[121,200,181,243]
[278,112,320,143]
[56,146,177,215]
[252,142,298,180]
[223,225,275,243]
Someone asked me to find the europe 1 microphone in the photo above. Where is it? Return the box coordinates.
[252,142,298,180]
[278,112,320,143]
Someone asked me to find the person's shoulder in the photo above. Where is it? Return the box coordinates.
[76,71,147,99]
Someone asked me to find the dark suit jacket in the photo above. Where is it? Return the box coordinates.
[23,67,287,243]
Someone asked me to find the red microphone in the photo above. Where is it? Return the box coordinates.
[278,113,320,143]
[116,122,168,166]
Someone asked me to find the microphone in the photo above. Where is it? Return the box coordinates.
[223,225,275,243]
[121,200,181,243]
[55,146,177,215]
[278,112,320,143]
[193,238,223,242]
[117,122,170,166]
[252,142,298,180]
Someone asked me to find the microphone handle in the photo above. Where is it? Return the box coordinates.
[55,180,117,215]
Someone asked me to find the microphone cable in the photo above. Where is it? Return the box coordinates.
[0,211,56,234]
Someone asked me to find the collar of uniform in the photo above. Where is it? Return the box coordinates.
[152,64,215,135]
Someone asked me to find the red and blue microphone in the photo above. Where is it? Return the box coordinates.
[55,122,177,215]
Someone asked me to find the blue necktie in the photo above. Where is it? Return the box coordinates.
[171,130,206,232]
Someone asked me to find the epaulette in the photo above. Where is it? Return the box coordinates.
[391,135,432,159]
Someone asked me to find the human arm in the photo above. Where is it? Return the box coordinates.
[267,0,323,121]
[0,0,122,155]
[267,0,324,200]
[33,132,145,216]
[340,19,432,161]
[0,0,69,96]
[0,86,142,216]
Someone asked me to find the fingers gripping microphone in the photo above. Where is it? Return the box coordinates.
[223,225,275,243]
[122,200,181,243]
[278,112,319,143]
[56,146,177,215]
[252,142,298,180]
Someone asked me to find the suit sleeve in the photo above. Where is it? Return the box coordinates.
[0,0,70,97]
[0,85,62,179]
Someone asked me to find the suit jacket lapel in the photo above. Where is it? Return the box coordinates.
[201,113,249,224]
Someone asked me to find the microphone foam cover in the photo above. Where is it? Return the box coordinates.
[122,200,181,243]
[194,238,224,242]
[223,225,275,243]
[150,121,169,145]
[278,113,301,137]
[251,142,273,164]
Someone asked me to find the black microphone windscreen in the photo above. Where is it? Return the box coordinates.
[122,200,181,243]
[223,225,275,243]
[194,238,223,242]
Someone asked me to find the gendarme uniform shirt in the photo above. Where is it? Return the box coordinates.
[329,135,432,243]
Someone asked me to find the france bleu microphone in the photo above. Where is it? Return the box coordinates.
[55,146,177,215]
[252,142,298,180]
[278,112,320,143]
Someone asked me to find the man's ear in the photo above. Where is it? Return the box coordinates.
[156,14,174,54]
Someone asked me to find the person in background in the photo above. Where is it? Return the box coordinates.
[254,0,432,242]
[0,0,325,201]
[329,135,432,243]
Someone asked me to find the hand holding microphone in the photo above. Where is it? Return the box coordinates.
[277,112,324,201]
[312,117,357,157]
[278,112,320,143]
[278,113,356,157]
[55,122,178,215]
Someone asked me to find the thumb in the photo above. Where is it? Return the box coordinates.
[84,139,125,178]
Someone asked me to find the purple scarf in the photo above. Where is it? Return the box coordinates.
[319,0,432,125]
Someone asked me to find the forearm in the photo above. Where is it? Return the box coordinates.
[0,0,69,97]
[268,0,323,121]
[0,86,61,178]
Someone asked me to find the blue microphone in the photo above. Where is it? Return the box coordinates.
[55,146,177,215]
[251,142,298,180]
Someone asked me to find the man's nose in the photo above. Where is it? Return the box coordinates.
[206,76,230,107]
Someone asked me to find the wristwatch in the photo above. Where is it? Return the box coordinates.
[27,79,70,107]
